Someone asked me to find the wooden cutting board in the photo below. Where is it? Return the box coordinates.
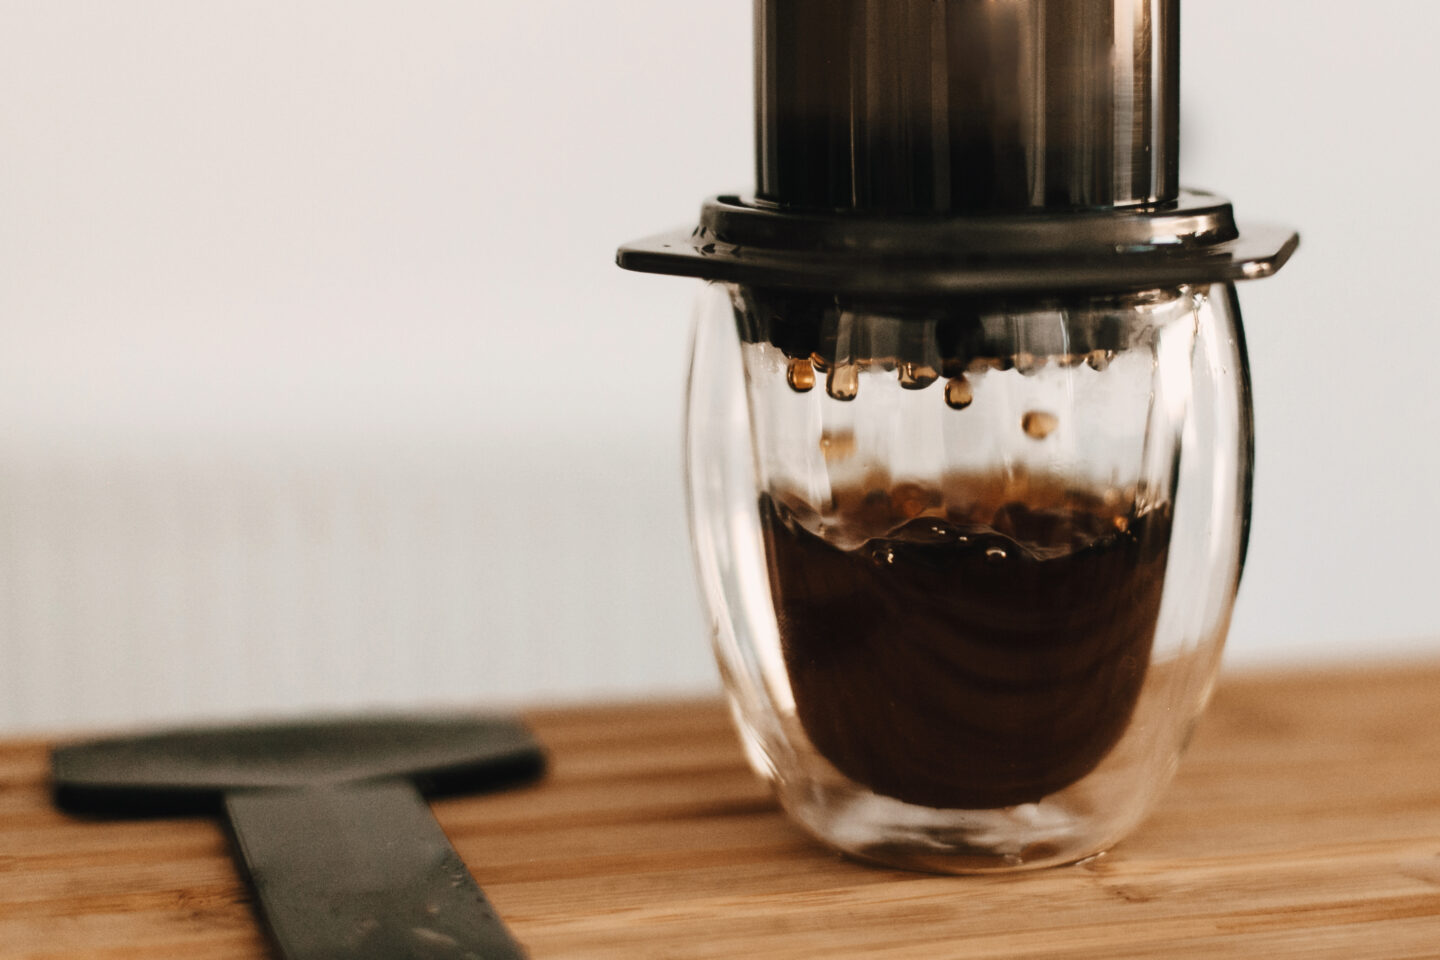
[3,662,1440,959]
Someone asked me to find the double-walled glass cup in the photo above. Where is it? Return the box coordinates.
[686,281,1252,872]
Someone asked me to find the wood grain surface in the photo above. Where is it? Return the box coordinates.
[3,662,1439,959]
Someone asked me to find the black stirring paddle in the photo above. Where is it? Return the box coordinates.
[52,715,545,960]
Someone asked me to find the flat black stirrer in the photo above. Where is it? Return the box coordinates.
[51,715,545,960]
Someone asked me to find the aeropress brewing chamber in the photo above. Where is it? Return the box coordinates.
[618,0,1297,873]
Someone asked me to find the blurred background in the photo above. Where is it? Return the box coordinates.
[1,1,1436,734]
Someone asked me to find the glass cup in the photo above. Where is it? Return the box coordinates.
[686,281,1252,872]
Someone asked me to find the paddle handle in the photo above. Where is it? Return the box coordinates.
[225,781,527,960]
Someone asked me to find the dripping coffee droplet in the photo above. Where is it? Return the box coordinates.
[943,376,974,410]
[898,362,939,390]
[1022,411,1059,439]
[786,356,816,392]
[826,363,860,401]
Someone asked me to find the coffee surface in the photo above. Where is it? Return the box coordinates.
[759,474,1172,809]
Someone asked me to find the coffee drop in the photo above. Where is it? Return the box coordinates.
[944,376,975,410]
[826,363,860,401]
[809,351,832,374]
[1022,410,1059,439]
[967,356,1012,374]
[1014,352,1044,376]
[786,357,816,392]
[819,430,856,462]
[898,362,939,390]
[1086,350,1115,372]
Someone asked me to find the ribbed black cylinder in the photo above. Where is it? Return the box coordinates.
[755,0,1180,214]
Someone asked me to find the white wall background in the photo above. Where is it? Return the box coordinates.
[1,1,1436,734]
